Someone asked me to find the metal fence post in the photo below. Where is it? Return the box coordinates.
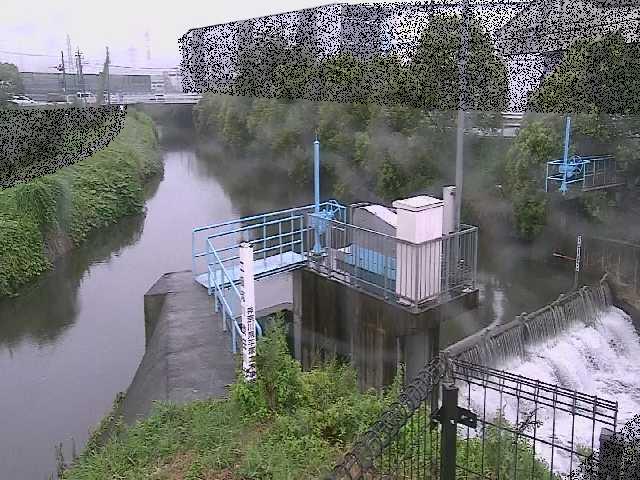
[598,428,623,480]
[440,383,459,480]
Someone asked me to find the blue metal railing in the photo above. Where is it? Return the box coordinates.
[192,200,347,352]
[545,154,623,193]
[206,238,250,352]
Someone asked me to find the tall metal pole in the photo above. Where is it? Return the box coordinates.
[59,51,66,94]
[105,47,111,105]
[314,134,320,215]
[455,0,470,230]
[76,49,84,93]
[313,134,322,254]
[561,116,572,194]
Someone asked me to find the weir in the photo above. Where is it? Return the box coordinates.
[444,275,613,366]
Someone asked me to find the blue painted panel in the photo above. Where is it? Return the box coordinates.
[342,246,396,280]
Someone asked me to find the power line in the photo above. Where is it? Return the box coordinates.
[0,49,58,58]
[0,49,179,70]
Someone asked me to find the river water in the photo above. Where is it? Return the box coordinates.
[0,121,577,479]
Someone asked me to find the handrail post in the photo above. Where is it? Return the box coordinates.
[440,383,459,480]
[262,216,267,264]
[191,230,196,278]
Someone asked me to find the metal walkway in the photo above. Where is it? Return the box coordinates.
[194,251,306,289]
[191,201,346,352]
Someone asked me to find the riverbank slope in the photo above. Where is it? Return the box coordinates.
[0,109,162,297]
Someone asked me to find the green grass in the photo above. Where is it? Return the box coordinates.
[62,320,566,480]
[0,109,162,297]
[62,321,400,480]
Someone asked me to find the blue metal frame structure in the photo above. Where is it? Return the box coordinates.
[546,154,621,193]
[545,116,624,194]
[192,200,347,352]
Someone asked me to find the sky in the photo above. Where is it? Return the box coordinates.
[1,0,387,74]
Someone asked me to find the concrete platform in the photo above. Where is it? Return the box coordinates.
[195,251,306,289]
[120,269,294,424]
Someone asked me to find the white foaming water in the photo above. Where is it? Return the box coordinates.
[461,307,640,475]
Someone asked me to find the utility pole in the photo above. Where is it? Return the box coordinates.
[66,34,74,73]
[455,0,470,230]
[105,47,111,105]
[57,51,66,94]
[75,48,86,93]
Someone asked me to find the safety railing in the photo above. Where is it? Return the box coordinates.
[306,215,478,311]
[546,155,625,193]
[192,200,347,283]
[328,356,621,480]
[206,237,252,353]
[192,201,346,352]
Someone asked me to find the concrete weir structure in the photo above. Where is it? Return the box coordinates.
[122,190,479,422]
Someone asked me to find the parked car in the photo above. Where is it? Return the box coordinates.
[71,92,97,105]
[9,95,37,106]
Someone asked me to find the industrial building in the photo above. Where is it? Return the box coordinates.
[19,71,154,101]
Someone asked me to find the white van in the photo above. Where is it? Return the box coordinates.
[74,92,97,105]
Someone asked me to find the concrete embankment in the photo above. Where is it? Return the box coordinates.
[121,269,294,424]
[608,280,640,333]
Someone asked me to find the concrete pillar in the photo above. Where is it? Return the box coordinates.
[443,186,456,235]
[393,196,444,303]
[292,270,303,362]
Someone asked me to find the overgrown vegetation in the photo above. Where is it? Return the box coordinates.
[62,321,571,479]
[231,14,508,111]
[0,109,162,297]
[62,321,401,480]
[193,13,508,209]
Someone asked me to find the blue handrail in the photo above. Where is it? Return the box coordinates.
[192,200,347,353]
[207,238,263,352]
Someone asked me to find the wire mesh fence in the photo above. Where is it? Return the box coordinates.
[327,355,625,480]
[583,237,640,297]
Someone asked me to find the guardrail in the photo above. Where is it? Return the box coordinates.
[306,216,478,310]
[546,155,625,193]
[192,201,347,352]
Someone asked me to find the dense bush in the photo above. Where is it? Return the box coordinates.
[0,110,161,297]
[63,319,397,480]
[63,320,571,480]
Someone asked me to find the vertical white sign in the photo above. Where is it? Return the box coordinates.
[575,235,582,272]
[239,243,257,382]
[574,234,582,290]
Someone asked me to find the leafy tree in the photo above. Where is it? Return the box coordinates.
[376,156,406,199]
[408,14,509,111]
[235,30,292,98]
[529,33,640,115]
[503,121,561,239]
[0,62,24,107]
[316,53,370,104]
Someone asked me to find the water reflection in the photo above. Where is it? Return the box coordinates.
[0,213,146,350]
[0,143,238,479]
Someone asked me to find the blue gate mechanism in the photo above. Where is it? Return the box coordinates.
[545,116,624,194]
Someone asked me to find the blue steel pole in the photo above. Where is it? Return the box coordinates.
[561,116,571,193]
[313,135,322,254]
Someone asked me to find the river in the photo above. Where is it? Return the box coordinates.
[0,119,576,479]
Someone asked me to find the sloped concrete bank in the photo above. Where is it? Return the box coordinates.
[118,268,296,426]
[121,270,236,425]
